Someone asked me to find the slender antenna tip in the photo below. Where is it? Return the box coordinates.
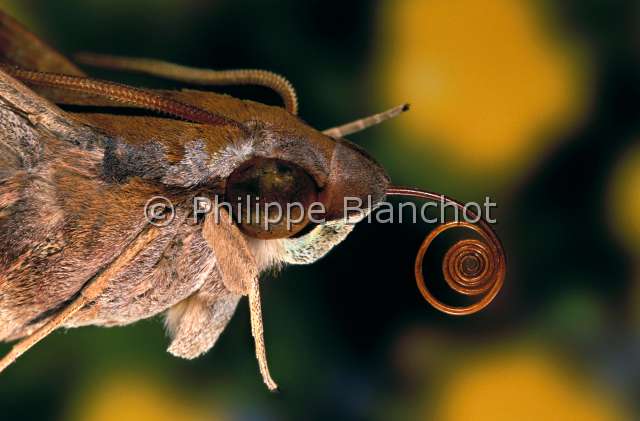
[401,103,411,112]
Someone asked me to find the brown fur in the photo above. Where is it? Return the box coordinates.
[0,10,390,369]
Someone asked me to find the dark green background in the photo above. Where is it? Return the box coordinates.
[0,0,638,420]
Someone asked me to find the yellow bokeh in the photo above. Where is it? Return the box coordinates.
[609,144,640,256]
[379,0,590,178]
[433,348,629,421]
[70,372,223,421]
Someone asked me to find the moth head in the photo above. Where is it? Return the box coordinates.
[221,114,389,239]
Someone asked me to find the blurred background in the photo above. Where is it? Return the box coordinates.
[0,0,639,419]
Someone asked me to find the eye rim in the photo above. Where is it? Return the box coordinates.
[224,157,320,199]
[236,121,332,190]
[224,157,320,239]
[223,156,324,194]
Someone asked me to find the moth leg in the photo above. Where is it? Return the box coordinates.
[322,103,410,138]
[200,208,278,391]
[75,53,299,115]
[0,296,85,373]
[0,225,159,374]
[248,277,278,391]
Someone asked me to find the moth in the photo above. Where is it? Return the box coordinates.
[0,11,505,390]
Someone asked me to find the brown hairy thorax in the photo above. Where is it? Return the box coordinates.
[0,10,505,392]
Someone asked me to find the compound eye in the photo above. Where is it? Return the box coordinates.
[225,158,318,239]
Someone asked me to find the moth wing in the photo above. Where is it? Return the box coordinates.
[0,66,104,177]
[0,11,133,108]
[0,10,107,106]
[0,11,83,75]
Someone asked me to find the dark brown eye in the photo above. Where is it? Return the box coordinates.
[225,158,318,239]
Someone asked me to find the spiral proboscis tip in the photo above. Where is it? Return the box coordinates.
[386,186,506,316]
